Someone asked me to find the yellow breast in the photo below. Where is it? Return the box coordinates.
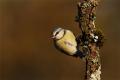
[56,30,77,55]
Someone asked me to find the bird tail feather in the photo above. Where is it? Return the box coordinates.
[73,50,86,58]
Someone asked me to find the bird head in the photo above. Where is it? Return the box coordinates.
[52,27,65,40]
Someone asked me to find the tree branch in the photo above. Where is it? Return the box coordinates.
[76,0,104,80]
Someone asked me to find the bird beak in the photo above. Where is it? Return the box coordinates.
[51,36,55,39]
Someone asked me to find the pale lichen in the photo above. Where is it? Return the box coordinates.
[90,66,101,80]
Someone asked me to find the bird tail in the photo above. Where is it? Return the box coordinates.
[73,50,86,58]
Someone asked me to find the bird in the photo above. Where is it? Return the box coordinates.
[52,27,85,58]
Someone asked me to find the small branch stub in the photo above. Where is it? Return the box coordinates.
[76,0,104,80]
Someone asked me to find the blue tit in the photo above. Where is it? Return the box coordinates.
[52,27,85,58]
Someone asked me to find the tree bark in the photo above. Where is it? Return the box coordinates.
[76,0,104,80]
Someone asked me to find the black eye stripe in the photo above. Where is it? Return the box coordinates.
[55,29,66,40]
[55,32,59,36]
[55,29,63,36]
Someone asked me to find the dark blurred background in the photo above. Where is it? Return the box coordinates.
[0,0,120,80]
